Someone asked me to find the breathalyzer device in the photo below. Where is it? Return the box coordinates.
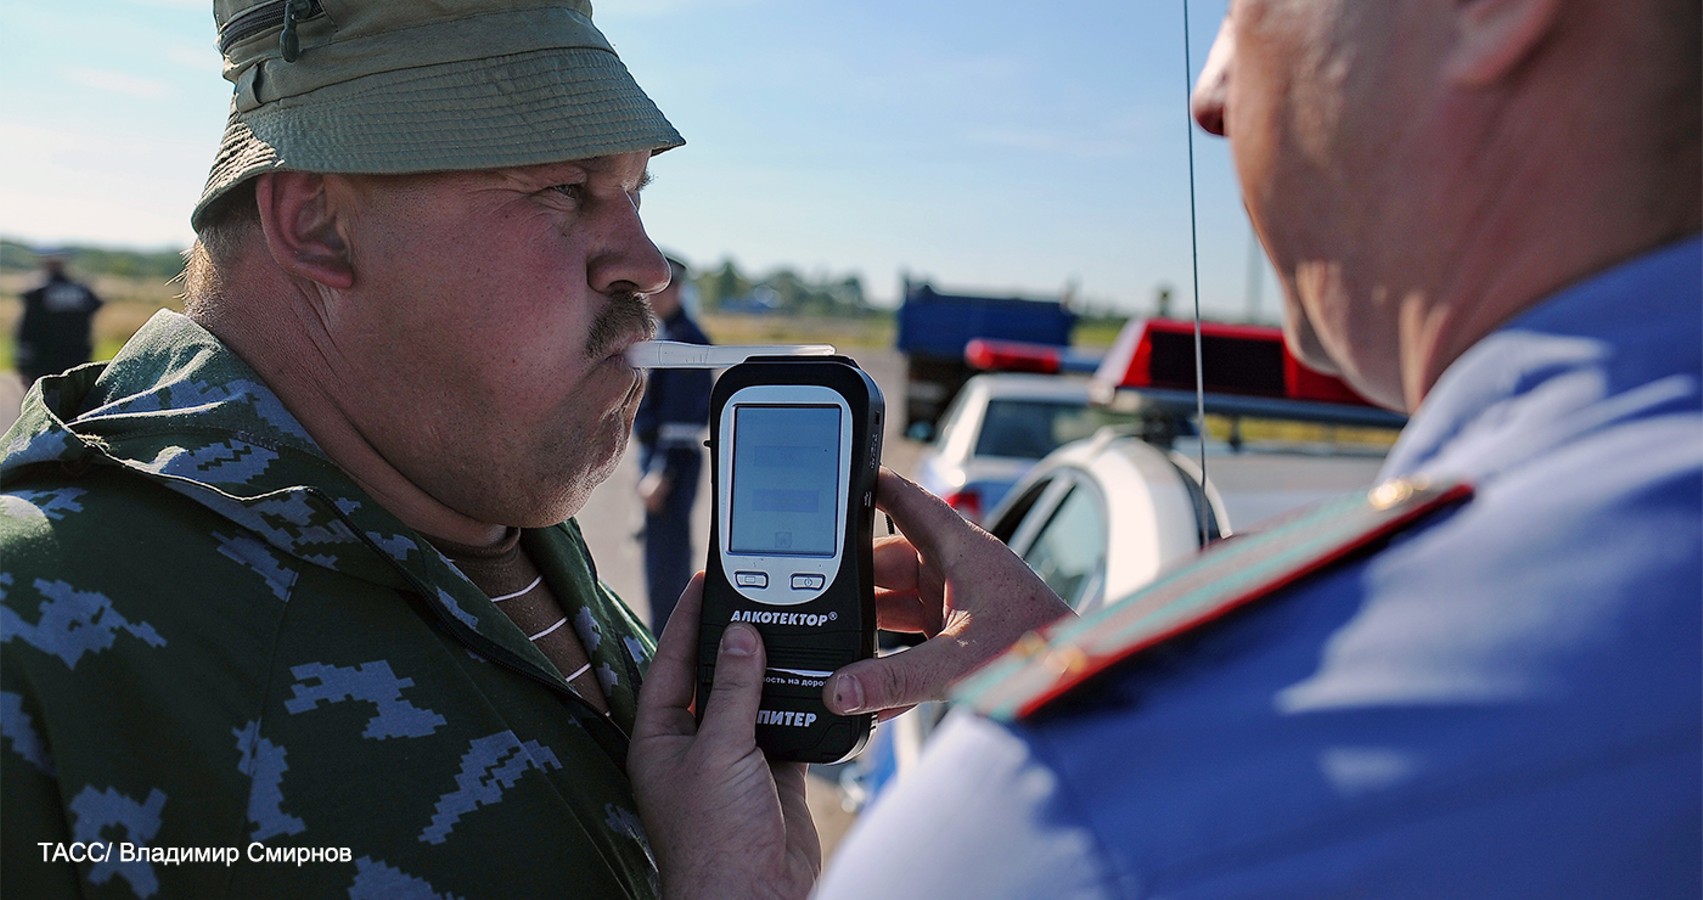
[695,356,884,763]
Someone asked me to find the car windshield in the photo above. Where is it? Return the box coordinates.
[972,399,1138,460]
[1019,483,1107,608]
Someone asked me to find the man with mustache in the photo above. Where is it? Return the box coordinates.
[0,0,1062,893]
[0,0,679,892]
[0,2,1062,895]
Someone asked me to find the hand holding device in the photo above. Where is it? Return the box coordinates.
[696,356,884,763]
[628,575,821,900]
[822,469,1077,718]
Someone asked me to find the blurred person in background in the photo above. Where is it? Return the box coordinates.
[15,250,102,388]
[633,254,712,631]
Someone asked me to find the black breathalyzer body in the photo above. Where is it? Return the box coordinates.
[696,356,883,764]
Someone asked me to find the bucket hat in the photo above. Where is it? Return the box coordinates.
[194,0,683,228]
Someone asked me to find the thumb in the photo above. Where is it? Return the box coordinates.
[697,623,769,747]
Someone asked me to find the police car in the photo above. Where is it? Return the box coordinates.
[848,319,1403,806]
[912,341,1137,524]
[986,409,1395,615]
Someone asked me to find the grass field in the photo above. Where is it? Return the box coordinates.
[0,272,1390,453]
[0,272,1129,372]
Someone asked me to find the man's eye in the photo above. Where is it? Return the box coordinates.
[549,184,585,203]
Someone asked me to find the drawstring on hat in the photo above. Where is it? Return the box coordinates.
[217,0,322,57]
[281,0,313,61]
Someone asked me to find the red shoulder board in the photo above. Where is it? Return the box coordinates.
[953,477,1473,722]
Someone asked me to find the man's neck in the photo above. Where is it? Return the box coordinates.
[1394,71,1700,410]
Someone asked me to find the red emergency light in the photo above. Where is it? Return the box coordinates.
[1090,318,1404,427]
[965,339,1061,374]
[964,339,1102,375]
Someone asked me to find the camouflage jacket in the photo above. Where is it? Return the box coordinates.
[1,311,661,898]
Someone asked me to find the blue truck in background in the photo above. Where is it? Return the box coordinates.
[896,279,1077,433]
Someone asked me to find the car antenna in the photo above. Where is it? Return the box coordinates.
[1181,0,1211,548]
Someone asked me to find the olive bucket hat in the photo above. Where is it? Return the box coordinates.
[193,0,684,229]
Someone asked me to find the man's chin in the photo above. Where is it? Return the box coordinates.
[517,449,627,528]
[576,428,633,507]
[1283,313,1342,376]
[1284,317,1412,411]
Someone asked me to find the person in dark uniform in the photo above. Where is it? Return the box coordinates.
[633,255,711,630]
[15,252,103,388]
[628,0,1701,896]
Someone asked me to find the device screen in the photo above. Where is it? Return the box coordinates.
[729,405,842,557]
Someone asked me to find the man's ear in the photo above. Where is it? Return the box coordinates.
[253,171,355,290]
[1447,0,1563,87]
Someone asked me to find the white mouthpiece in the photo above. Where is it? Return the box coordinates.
[624,340,838,369]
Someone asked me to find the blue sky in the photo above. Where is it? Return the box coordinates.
[0,0,1274,318]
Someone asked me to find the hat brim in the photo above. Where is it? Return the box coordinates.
[194,46,683,229]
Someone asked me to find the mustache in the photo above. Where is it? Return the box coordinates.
[585,288,659,359]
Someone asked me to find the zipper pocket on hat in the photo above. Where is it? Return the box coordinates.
[219,0,325,54]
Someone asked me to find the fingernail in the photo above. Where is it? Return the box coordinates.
[722,624,757,657]
[830,673,865,714]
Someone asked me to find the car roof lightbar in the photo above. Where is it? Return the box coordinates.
[964,338,1103,375]
[1090,318,1407,429]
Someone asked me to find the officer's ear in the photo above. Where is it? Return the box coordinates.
[253,171,354,290]
[1446,0,1562,87]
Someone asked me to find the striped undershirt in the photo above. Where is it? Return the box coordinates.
[428,528,608,713]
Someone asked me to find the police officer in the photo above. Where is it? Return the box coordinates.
[633,255,712,630]
[15,251,102,388]
[628,0,1702,895]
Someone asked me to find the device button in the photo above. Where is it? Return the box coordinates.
[790,574,826,591]
[735,571,769,589]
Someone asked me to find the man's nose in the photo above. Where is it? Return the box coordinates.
[590,197,670,299]
[1191,18,1233,137]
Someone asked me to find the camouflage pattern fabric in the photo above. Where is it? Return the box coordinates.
[1,311,661,898]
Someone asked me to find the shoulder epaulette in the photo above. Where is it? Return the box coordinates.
[953,476,1473,721]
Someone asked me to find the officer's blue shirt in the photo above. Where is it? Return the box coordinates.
[633,308,712,481]
[819,237,1702,898]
